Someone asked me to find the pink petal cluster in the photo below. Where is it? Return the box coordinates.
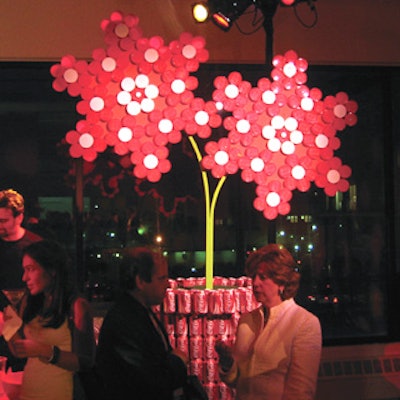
[52,11,358,220]
[51,11,212,182]
[202,50,358,219]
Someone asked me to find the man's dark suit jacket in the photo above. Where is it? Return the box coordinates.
[95,291,187,399]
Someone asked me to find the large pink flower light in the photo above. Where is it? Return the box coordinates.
[52,11,358,220]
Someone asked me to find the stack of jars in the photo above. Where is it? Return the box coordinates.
[156,276,259,400]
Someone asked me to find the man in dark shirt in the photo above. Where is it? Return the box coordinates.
[0,188,42,370]
[95,247,188,400]
[0,189,42,290]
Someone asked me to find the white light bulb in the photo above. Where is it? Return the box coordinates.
[266,192,280,207]
[79,133,94,149]
[144,154,159,169]
[215,150,229,166]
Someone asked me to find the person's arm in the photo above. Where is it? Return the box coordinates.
[11,297,95,372]
[215,339,239,387]
[68,297,96,371]
[283,314,322,400]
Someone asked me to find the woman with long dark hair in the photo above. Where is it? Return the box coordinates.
[8,240,95,400]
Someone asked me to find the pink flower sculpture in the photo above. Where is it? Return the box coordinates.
[51,10,358,220]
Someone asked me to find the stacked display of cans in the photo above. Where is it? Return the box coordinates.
[159,276,259,400]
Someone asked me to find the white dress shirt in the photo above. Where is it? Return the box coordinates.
[221,298,322,400]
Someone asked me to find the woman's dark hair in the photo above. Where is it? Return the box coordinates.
[245,243,300,300]
[21,240,75,328]
[120,247,166,290]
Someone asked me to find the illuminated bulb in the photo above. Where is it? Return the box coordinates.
[262,125,275,140]
[155,235,163,243]
[212,13,231,30]
[141,98,155,113]
[90,97,105,112]
[215,101,224,110]
[127,101,141,115]
[250,157,265,172]
[283,62,297,78]
[285,117,298,131]
[79,133,94,148]
[117,91,131,105]
[315,134,329,148]
[115,23,129,38]
[262,90,276,104]
[102,57,116,72]
[225,84,239,99]
[334,104,347,118]
[281,0,295,5]
[192,3,209,23]
[268,138,281,152]
[301,97,314,111]
[121,77,135,92]
[63,69,78,83]
[118,127,133,142]
[266,192,280,207]
[159,119,173,133]
[215,150,229,166]
[281,141,295,155]
[236,119,250,134]
[327,169,340,184]
[195,110,209,126]
[143,154,159,169]
[290,130,303,144]
[271,115,285,129]
[292,165,306,179]
[144,49,159,63]
[182,44,197,59]
[136,74,149,89]
[171,79,186,94]
[145,84,159,99]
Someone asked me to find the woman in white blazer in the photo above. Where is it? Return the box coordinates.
[216,244,322,400]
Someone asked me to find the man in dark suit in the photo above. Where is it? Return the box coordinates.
[95,247,188,400]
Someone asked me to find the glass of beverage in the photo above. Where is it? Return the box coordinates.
[0,355,7,396]
[1,289,25,308]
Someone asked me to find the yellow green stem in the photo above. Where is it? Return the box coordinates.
[188,136,226,289]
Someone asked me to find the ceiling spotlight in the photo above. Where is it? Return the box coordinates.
[192,0,318,32]
[192,2,210,23]
[192,0,256,31]
[210,0,255,31]
[211,11,232,30]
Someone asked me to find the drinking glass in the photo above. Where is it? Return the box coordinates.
[0,355,7,396]
[1,289,25,308]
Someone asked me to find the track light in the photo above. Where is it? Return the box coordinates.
[192,0,317,31]
[211,0,255,31]
[193,0,256,31]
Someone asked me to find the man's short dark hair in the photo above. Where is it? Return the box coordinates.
[120,247,166,290]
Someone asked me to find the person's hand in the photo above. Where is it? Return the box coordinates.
[9,338,51,360]
[0,311,4,335]
[172,348,189,365]
[215,340,234,372]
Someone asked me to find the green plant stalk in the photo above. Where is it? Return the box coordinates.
[188,136,226,289]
